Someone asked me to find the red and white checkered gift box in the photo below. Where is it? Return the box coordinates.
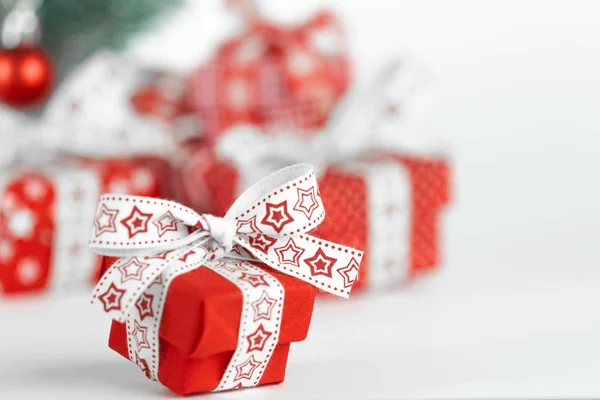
[185,10,351,142]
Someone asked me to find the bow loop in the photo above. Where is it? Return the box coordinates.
[89,195,206,257]
[226,163,325,236]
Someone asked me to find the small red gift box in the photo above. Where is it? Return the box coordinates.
[89,164,362,394]
[185,10,351,141]
[0,158,170,295]
[183,153,451,291]
[101,256,315,395]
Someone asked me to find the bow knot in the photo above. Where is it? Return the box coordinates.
[202,214,237,254]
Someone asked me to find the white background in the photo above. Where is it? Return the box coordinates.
[2,1,600,398]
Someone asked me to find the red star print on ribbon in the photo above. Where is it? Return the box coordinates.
[239,272,269,288]
[234,356,261,381]
[246,324,272,352]
[251,291,277,322]
[98,282,126,312]
[153,211,182,237]
[117,257,149,283]
[132,320,150,352]
[294,187,319,219]
[135,292,154,320]
[337,257,361,288]
[94,204,118,236]
[274,238,305,266]
[260,201,294,233]
[236,216,259,234]
[248,234,277,254]
[304,248,338,278]
[120,205,153,239]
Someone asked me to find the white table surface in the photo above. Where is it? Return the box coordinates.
[2,241,600,400]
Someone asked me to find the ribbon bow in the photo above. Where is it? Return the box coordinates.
[215,59,443,191]
[90,164,363,322]
[224,1,345,57]
[0,51,175,166]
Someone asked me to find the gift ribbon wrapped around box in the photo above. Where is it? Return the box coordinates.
[0,52,177,295]
[180,60,452,291]
[90,164,363,394]
[186,9,351,141]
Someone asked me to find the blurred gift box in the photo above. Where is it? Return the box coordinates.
[185,9,351,142]
[0,51,178,296]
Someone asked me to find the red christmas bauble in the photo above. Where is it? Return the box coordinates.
[0,46,54,108]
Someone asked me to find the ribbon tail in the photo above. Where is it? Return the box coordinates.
[91,241,210,322]
[236,234,363,298]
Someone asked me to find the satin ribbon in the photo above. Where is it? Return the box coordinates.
[215,58,445,190]
[90,163,363,323]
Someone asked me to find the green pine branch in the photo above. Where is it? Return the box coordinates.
[2,0,183,85]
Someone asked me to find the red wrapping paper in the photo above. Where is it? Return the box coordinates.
[100,256,316,395]
[0,158,171,295]
[182,154,451,291]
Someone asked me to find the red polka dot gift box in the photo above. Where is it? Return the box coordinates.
[90,164,363,395]
[317,154,451,290]
[185,9,351,142]
[0,157,171,295]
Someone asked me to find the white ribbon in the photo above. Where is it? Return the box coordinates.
[216,57,445,190]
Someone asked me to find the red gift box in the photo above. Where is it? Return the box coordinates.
[183,153,451,291]
[186,10,351,141]
[89,164,363,394]
[0,158,171,295]
[100,256,315,395]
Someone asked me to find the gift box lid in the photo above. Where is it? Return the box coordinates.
[101,256,316,359]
